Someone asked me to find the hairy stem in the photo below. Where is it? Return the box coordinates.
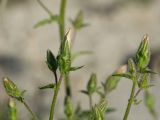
[22,100,39,120]
[49,75,63,120]
[123,81,136,120]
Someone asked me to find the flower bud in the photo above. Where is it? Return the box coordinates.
[3,77,23,101]
[104,65,127,93]
[136,35,150,70]
[58,29,74,74]
[64,96,74,118]
[8,98,17,120]
[87,73,97,95]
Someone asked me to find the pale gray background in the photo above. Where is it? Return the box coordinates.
[0,0,160,120]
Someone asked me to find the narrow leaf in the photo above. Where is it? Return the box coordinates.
[39,83,55,90]
[80,90,89,95]
[70,65,84,71]
[144,90,157,119]
[34,15,59,28]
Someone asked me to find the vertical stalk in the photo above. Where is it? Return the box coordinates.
[58,0,72,99]
[65,74,72,97]
[123,81,136,120]
[89,94,93,109]
[22,101,39,120]
[59,0,67,42]
[49,75,63,120]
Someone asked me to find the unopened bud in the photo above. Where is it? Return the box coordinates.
[64,96,74,118]
[87,73,97,94]
[58,29,74,74]
[136,35,150,70]
[3,77,23,101]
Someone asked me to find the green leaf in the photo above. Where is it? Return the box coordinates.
[105,107,116,114]
[112,73,132,79]
[144,90,157,119]
[96,89,105,98]
[134,99,142,105]
[80,90,89,95]
[70,65,84,71]
[3,77,23,101]
[141,68,157,74]
[74,104,90,119]
[70,10,89,30]
[34,15,59,28]
[39,83,55,90]
[8,98,17,120]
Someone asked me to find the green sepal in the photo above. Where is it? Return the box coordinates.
[128,58,136,74]
[39,83,55,90]
[46,49,58,72]
[138,73,150,89]
[70,10,89,30]
[140,68,157,74]
[89,99,107,120]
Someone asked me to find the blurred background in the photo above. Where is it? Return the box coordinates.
[0,0,160,120]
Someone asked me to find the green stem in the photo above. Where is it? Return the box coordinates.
[58,0,72,99]
[89,94,93,109]
[64,74,72,97]
[49,75,63,120]
[22,100,39,120]
[59,0,67,42]
[123,81,136,120]
[36,0,53,16]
